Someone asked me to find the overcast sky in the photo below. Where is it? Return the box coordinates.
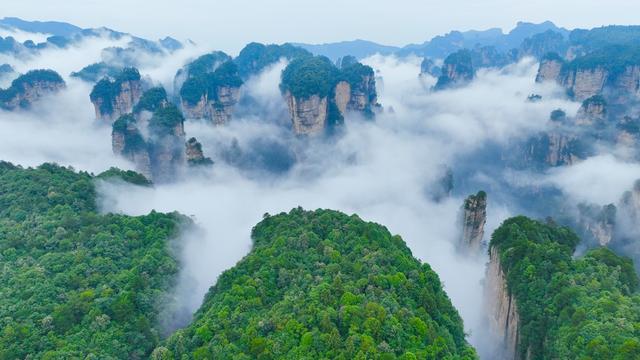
[2,0,640,53]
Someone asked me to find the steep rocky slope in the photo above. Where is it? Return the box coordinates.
[280,56,380,135]
[459,191,487,254]
[89,67,143,122]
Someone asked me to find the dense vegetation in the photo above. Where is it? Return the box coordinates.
[134,87,168,114]
[280,56,342,99]
[569,26,640,52]
[234,42,311,78]
[161,208,477,359]
[179,60,243,106]
[0,162,186,359]
[149,104,185,136]
[490,216,640,359]
[184,52,232,78]
[563,44,640,76]
[89,67,141,115]
[70,62,122,83]
[96,167,152,186]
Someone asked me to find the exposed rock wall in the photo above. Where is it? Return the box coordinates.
[460,191,487,253]
[334,81,351,115]
[347,74,378,113]
[185,137,213,166]
[181,86,240,125]
[111,118,152,179]
[485,246,521,360]
[535,58,563,83]
[285,91,328,135]
[93,79,143,122]
[561,68,608,101]
[149,122,186,182]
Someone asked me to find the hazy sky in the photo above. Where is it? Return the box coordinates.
[2,0,640,53]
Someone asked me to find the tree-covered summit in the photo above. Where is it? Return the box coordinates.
[179,60,243,106]
[280,55,376,100]
[89,67,141,115]
[234,42,311,78]
[0,162,187,359]
[490,216,640,359]
[160,208,477,359]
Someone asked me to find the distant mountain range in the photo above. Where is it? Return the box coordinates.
[0,17,570,62]
[295,21,570,61]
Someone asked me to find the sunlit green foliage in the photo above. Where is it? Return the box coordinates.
[163,208,477,359]
[0,162,186,359]
[490,216,640,360]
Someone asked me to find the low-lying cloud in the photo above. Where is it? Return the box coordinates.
[0,35,631,360]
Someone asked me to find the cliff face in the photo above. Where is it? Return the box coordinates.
[285,91,328,135]
[333,76,379,117]
[185,137,213,166]
[519,128,582,168]
[111,116,152,179]
[485,246,521,360]
[579,204,616,246]
[92,77,143,122]
[111,95,193,182]
[561,67,608,101]
[535,58,563,83]
[459,191,487,254]
[149,122,185,182]
[347,73,378,114]
[181,85,240,125]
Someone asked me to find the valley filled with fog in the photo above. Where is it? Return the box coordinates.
[1,16,640,359]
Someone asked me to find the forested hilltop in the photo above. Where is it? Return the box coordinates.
[489,217,640,359]
[0,162,188,359]
[159,208,477,359]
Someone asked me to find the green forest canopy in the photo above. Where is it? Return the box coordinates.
[490,216,640,360]
[160,208,477,360]
[0,162,187,359]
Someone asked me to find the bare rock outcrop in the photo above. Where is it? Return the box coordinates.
[285,92,328,135]
[181,86,240,125]
[111,114,152,179]
[561,67,608,101]
[535,53,563,83]
[90,67,143,122]
[186,137,213,166]
[459,191,487,254]
[485,246,521,360]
